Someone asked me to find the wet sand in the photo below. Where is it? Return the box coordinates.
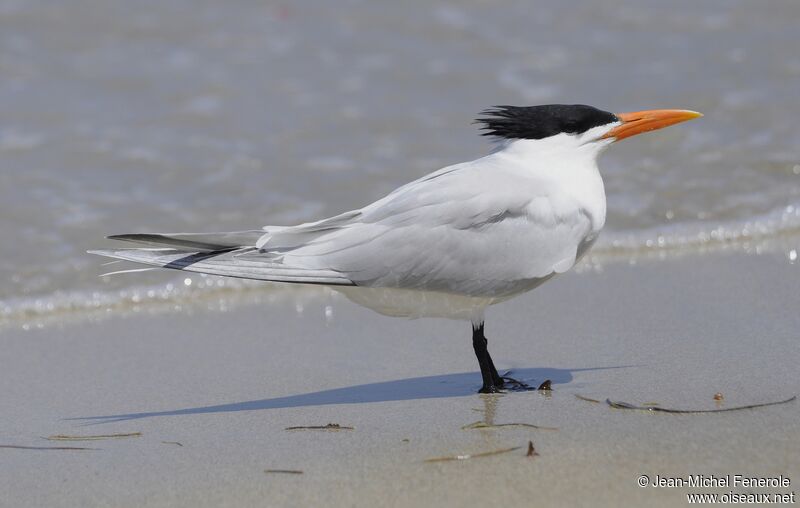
[1,252,798,507]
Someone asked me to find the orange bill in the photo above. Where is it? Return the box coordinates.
[602,109,703,141]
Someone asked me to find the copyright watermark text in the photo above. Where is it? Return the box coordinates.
[637,474,795,504]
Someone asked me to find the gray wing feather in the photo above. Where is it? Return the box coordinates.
[108,230,264,251]
[88,247,354,286]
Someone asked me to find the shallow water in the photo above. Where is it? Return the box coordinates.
[1,0,799,320]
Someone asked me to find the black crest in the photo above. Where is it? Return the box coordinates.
[475,104,618,140]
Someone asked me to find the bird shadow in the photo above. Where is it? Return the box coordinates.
[68,365,632,424]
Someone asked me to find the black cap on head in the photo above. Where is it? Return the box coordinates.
[475,104,618,140]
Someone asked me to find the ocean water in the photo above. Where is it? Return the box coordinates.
[2,0,799,324]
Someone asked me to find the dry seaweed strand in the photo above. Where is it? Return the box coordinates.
[162,441,183,447]
[574,394,601,403]
[284,423,354,431]
[461,421,558,431]
[45,432,141,441]
[526,440,539,457]
[606,395,796,413]
[1,444,97,450]
[424,445,521,463]
[265,469,303,475]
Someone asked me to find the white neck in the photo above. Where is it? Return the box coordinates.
[494,123,616,165]
[491,128,615,233]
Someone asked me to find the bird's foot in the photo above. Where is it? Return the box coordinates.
[501,377,535,391]
[478,384,504,394]
[499,371,537,392]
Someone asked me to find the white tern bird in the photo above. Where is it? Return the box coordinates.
[91,104,702,393]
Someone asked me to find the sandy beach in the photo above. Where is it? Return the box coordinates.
[2,251,798,507]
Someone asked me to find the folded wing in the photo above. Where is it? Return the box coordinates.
[93,160,592,296]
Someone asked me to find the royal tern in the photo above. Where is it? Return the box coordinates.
[91,104,702,393]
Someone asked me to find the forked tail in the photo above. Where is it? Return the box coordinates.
[89,232,354,286]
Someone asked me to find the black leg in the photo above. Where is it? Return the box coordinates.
[472,322,504,393]
[486,349,504,387]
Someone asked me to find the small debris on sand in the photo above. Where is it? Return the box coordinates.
[45,432,141,441]
[1,444,97,451]
[461,421,557,431]
[526,440,539,458]
[424,445,521,463]
[285,423,354,431]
